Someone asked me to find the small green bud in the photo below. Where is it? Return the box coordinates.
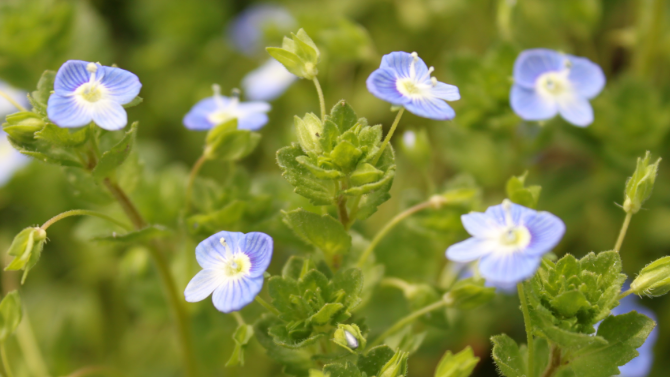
[0,291,22,342]
[379,349,409,377]
[443,277,495,310]
[630,256,670,297]
[266,28,320,79]
[5,227,47,284]
[400,129,431,167]
[332,323,366,352]
[506,171,541,209]
[294,113,324,154]
[623,151,661,214]
[3,111,46,145]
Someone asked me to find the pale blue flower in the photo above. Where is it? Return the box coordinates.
[47,60,142,131]
[510,49,605,127]
[446,200,565,285]
[184,231,273,313]
[183,85,270,131]
[0,81,29,117]
[367,51,460,120]
[242,58,297,101]
[402,130,416,148]
[0,131,29,186]
[453,262,517,294]
[228,4,295,56]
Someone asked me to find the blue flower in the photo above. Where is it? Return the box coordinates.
[184,231,273,313]
[453,262,517,294]
[446,200,565,285]
[228,4,295,56]
[510,49,605,127]
[0,131,29,186]
[242,58,297,101]
[47,60,142,131]
[366,51,460,120]
[183,85,271,131]
[0,80,29,117]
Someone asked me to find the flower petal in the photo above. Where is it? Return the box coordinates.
[195,231,246,269]
[431,82,460,101]
[446,237,496,263]
[510,84,558,121]
[47,94,93,128]
[566,55,605,99]
[242,59,297,101]
[184,269,225,302]
[404,96,455,120]
[524,211,565,257]
[366,68,406,105]
[485,202,537,228]
[379,51,428,80]
[513,49,564,89]
[90,100,128,131]
[557,95,594,127]
[99,65,142,104]
[183,97,219,130]
[461,212,503,238]
[53,60,91,93]
[238,112,269,131]
[212,276,263,313]
[478,252,541,285]
[242,232,273,278]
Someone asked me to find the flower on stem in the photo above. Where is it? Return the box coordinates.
[47,60,142,130]
[228,4,295,56]
[510,49,605,127]
[366,51,460,120]
[0,80,29,116]
[242,58,297,101]
[184,231,273,313]
[183,85,270,131]
[446,199,565,285]
[0,131,29,186]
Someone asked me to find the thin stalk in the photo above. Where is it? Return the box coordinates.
[41,209,131,231]
[103,179,146,229]
[184,154,208,214]
[357,198,442,268]
[618,288,634,301]
[0,89,27,112]
[312,77,326,122]
[0,344,15,377]
[232,311,245,326]
[255,296,280,317]
[541,346,562,377]
[518,282,534,377]
[372,108,405,165]
[15,313,50,377]
[369,300,448,348]
[614,212,633,252]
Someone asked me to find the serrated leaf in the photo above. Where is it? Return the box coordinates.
[329,268,363,311]
[491,334,525,377]
[435,346,479,377]
[296,155,343,179]
[91,225,170,244]
[323,362,362,377]
[35,123,88,147]
[277,144,337,205]
[358,345,395,376]
[92,122,137,179]
[0,291,22,342]
[330,140,361,173]
[282,209,352,256]
[329,100,357,133]
[204,119,261,161]
[283,256,310,280]
[307,302,344,325]
[254,314,313,374]
[28,70,56,116]
[268,276,301,319]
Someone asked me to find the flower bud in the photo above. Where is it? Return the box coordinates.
[294,113,323,154]
[266,29,320,79]
[5,227,47,284]
[623,151,661,214]
[400,129,431,167]
[332,324,366,353]
[379,349,409,377]
[3,111,45,145]
[630,256,670,297]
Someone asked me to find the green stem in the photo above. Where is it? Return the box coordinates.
[0,89,27,112]
[618,288,634,301]
[356,197,444,268]
[541,346,562,377]
[103,179,146,229]
[0,344,15,377]
[369,299,448,348]
[518,282,534,377]
[232,311,245,326]
[633,0,665,77]
[255,296,280,317]
[614,212,633,252]
[15,312,50,377]
[372,108,405,165]
[41,209,131,231]
[313,77,326,122]
[184,154,208,215]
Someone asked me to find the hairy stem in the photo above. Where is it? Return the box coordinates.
[614,212,633,252]
[369,299,448,348]
[0,344,15,377]
[356,197,444,268]
[41,209,131,231]
[541,346,562,377]
[255,296,281,317]
[232,311,245,326]
[518,282,534,377]
[184,154,208,215]
[372,108,405,165]
[0,89,27,112]
[103,179,146,230]
[618,288,634,300]
[313,77,326,122]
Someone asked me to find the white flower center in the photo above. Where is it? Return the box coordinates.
[498,226,531,249]
[75,63,106,103]
[535,71,570,97]
[396,52,437,99]
[222,252,252,278]
[207,84,240,126]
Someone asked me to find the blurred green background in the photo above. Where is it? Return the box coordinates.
[0,0,669,376]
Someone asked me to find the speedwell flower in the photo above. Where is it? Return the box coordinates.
[183,85,270,131]
[366,51,460,120]
[446,199,565,285]
[0,131,29,186]
[510,49,605,127]
[242,59,297,101]
[47,60,142,131]
[228,4,295,56]
[184,231,273,313]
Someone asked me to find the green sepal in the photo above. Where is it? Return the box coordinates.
[122,96,143,108]
[0,291,22,343]
[28,70,56,116]
[204,119,261,161]
[5,227,47,284]
[92,122,138,179]
[506,171,541,209]
[332,323,366,353]
[444,277,495,310]
[35,123,88,147]
[434,346,479,377]
[91,225,170,244]
[3,111,45,145]
[378,348,409,377]
[225,324,254,367]
[277,144,337,206]
[267,48,310,78]
[630,255,670,297]
[282,208,352,256]
[623,151,661,214]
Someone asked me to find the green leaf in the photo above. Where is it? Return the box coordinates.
[444,277,496,310]
[92,122,138,179]
[267,47,312,79]
[435,346,479,377]
[277,144,337,205]
[328,100,357,133]
[307,303,344,326]
[491,334,525,377]
[330,140,362,173]
[323,362,362,377]
[122,96,143,108]
[349,163,383,187]
[282,256,311,280]
[204,119,261,161]
[282,209,352,256]
[268,275,301,320]
[358,345,395,376]
[0,291,22,343]
[329,268,363,311]
[226,324,254,367]
[91,225,170,244]
[187,200,247,235]
[506,172,541,209]
[28,70,56,116]
[254,314,313,374]
[378,349,409,377]
[35,123,88,147]
[268,323,325,349]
